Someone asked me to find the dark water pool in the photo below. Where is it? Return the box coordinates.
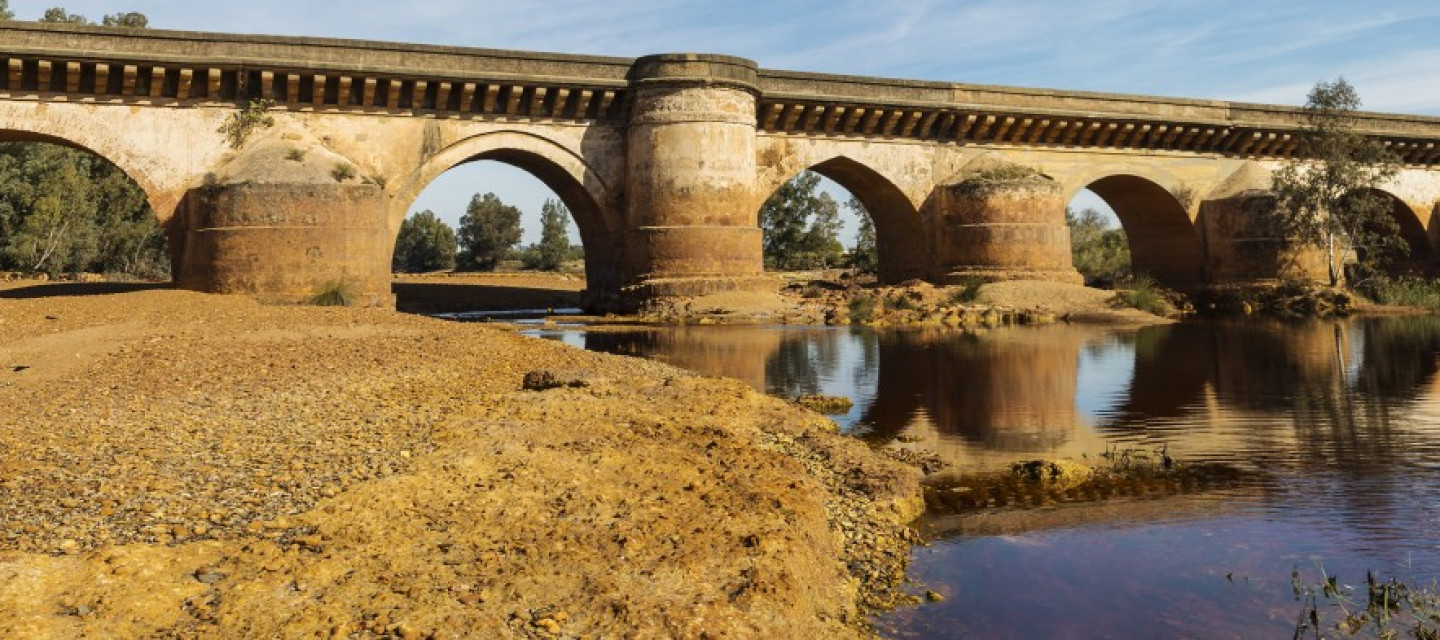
[524,318,1440,638]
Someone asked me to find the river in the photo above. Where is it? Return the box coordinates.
[524,317,1440,638]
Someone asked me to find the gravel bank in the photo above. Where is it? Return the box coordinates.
[0,285,922,638]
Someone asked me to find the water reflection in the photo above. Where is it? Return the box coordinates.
[525,317,1440,637]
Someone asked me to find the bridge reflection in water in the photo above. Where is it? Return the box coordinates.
[548,319,1440,475]
[528,317,1440,636]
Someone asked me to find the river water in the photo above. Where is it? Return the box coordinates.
[525,317,1440,638]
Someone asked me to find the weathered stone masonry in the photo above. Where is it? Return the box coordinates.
[3,22,1440,308]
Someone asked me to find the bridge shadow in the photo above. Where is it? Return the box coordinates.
[393,280,583,315]
[0,281,171,299]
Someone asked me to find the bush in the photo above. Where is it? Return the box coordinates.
[886,293,918,311]
[1361,277,1440,310]
[310,281,355,307]
[848,295,878,322]
[1112,274,1168,315]
[948,279,985,304]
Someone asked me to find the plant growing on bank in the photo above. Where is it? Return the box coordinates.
[218,99,276,149]
[1112,274,1168,316]
[848,294,878,322]
[1359,276,1440,310]
[1266,78,1404,286]
[1292,567,1440,639]
[948,278,985,304]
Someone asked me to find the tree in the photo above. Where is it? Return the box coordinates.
[1269,78,1403,286]
[847,196,878,274]
[456,192,522,271]
[1067,207,1131,287]
[525,199,572,271]
[392,210,457,273]
[0,142,166,277]
[760,171,845,270]
[40,7,90,23]
[0,2,14,20]
[102,12,147,28]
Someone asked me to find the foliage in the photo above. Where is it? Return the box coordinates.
[101,12,147,27]
[1359,276,1440,310]
[885,293,918,311]
[0,1,12,20]
[331,163,356,182]
[40,7,89,23]
[522,199,573,271]
[392,210,457,273]
[456,192,522,271]
[217,99,276,149]
[309,281,355,307]
[0,142,167,278]
[760,171,845,270]
[1268,78,1404,286]
[847,195,879,274]
[1292,567,1440,639]
[948,278,985,304]
[1067,207,1131,287]
[848,294,878,322]
[1111,274,1168,316]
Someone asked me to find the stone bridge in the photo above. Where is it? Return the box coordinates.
[4,22,1440,308]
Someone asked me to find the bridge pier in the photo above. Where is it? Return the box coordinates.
[619,54,772,307]
[1199,191,1330,285]
[175,140,394,307]
[928,168,1083,285]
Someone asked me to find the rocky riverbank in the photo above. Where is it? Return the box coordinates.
[0,283,923,638]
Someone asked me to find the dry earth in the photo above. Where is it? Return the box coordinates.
[0,282,923,639]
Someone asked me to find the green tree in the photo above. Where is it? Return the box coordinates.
[847,196,878,274]
[1269,78,1403,286]
[40,7,90,23]
[760,171,845,270]
[0,2,14,20]
[1067,207,1131,287]
[392,210,457,273]
[456,192,522,271]
[524,199,572,271]
[102,12,147,27]
[0,142,166,277]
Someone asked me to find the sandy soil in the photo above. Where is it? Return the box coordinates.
[0,282,923,638]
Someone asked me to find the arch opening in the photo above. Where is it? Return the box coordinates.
[757,157,926,283]
[1070,175,1203,293]
[0,130,172,281]
[1344,188,1434,277]
[395,150,614,313]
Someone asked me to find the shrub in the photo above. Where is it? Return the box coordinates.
[331,163,357,182]
[1112,274,1168,315]
[310,281,355,307]
[948,279,985,304]
[217,99,275,149]
[848,294,878,322]
[886,293,918,311]
[1361,277,1440,310]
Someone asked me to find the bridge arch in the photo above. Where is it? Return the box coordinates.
[395,130,624,300]
[1345,187,1436,275]
[1067,174,1204,292]
[762,156,928,282]
[0,127,175,222]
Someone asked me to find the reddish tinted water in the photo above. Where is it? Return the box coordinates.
[530,317,1440,638]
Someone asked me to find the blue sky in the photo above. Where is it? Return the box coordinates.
[17,0,1440,242]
